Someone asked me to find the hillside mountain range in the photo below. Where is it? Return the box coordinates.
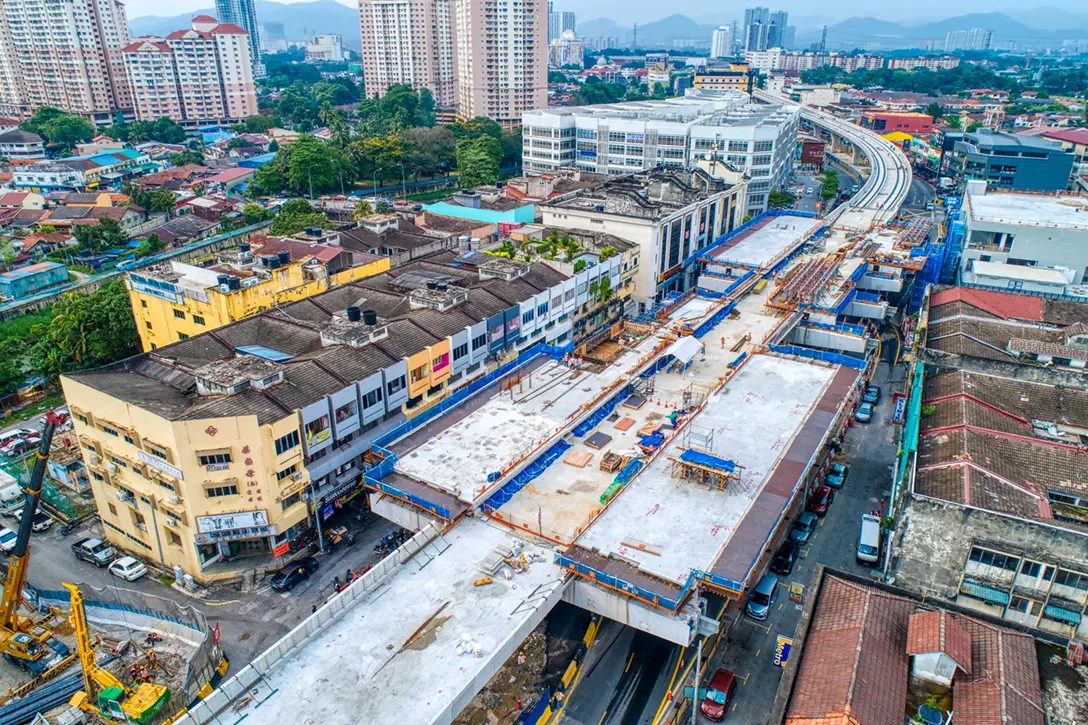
[128,0,360,50]
[575,8,1088,49]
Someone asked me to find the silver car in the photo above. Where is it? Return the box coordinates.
[746,573,779,620]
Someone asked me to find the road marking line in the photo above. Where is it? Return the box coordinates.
[598,710,608,725]
[755,648,760,658]
[732,702,738,712]
[743,619,771,634]
[204,599,240,607]
[778,602,783,611]
[741,672,750,685]
[625,652,634,673]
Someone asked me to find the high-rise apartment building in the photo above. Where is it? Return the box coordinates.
[548,2,559,42]
[358,0,545,123]
[944,28,992,51]
[710,26,732,58]
[561,11,575,33]
[261,22,287,53]
[214,0,265,77]
[743,7,769,51]
[357,0,458,110]
[767,11,787,48]
[454,0,547,124]
[0,0,133,124]
[122,16,258,126]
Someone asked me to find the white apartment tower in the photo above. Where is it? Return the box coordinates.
[357,0,458,110]
[122,16,258,125]
[454,0,546,124]
[0,0,133,123]
[711,26,732,58]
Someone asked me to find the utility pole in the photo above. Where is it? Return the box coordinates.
[690,636,702,725]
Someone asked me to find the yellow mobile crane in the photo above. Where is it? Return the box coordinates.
[0,411,73,674]
[65,582,170,723]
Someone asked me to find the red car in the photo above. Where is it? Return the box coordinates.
[807,485,834,516]
[700,668,738,721]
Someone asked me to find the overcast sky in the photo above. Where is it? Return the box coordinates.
[124,0,1083,25]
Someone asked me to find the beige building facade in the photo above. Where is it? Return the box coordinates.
[0,0,133,123]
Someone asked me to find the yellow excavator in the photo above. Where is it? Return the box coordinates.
[0,411,73,674]
[66,582,170,723]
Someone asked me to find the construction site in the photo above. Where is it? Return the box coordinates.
[0,414,227,725]
[166,201,939,725]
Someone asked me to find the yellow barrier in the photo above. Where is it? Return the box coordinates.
[535,705,553,725]
[561,661,578,688]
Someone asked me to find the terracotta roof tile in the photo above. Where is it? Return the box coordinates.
[906,610,972,674]
[930,287,1044,321]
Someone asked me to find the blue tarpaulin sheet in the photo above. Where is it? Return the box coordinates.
[679,449,737,472]
[639,431,665,449]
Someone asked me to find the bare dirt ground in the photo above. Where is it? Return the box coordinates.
[453,623,548,725]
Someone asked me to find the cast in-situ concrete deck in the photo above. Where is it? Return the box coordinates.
[707,214,821,269]
[571,354,837,587]
[221,517,566,725]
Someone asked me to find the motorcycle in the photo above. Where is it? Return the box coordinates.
[60,522,77,537]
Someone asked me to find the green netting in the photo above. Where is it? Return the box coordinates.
[1,458,78,519]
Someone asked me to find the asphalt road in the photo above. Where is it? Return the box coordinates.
[12,508,400,665]
[694,332,902,723]
[901,178,936,211]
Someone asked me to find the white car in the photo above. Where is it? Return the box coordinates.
[0,428,34,448]
[0,527,17,553]
[12,510,52,532]
[108,556,148,582]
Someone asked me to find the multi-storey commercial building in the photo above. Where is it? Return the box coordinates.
[560,11,575,33]
[693,61,750,92]
[454,0,546,124]
[0,0,132,124]
[521,89,798,215]
[549,30,585,69]
[128,237,391,351]
[539,168,748,309]
[951,130,1074,193]
[61,249,629,581]
[357,0,458,111]
[122,16,259,126]
[214,0,265,78]
[305,34,344,62]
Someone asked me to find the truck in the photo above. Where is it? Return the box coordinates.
[939,177,954,190]
[72,538,116,567]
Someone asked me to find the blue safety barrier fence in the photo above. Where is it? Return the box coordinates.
[693,301,736,339]
[519,687,551,724]
[483,440,572,511]
[769,343,868,369]
[572,385,632,437]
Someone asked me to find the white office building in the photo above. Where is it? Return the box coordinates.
[521,89,799,216]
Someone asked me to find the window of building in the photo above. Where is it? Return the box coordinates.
[307,448,328,464]
[178,333,189,340]
[753,140,774,152]
[173,309,185,319]
[1007,597,1041,616]
[198,452,232,466]
[107,503,117,515]
[281,492,302,511]
[1019,561,1050,578]
[362,387,383,410]
[335,430,359,449]
[1048,490,1088,521]
[1054,569,1088,591]
[335,401,357,423]
[276,464,298,481]
[124,433,136,445]
[204,484,238,498]
[522,309,534,324]
[145,321,153,330]
[274,430,300,455]
[472,333,487,350]
[410,364,427,384]
[728,141,748,152]
[387,374,406,396]
[968,546,1019,571]
[167,529,183,547]
[453,342,469,360]
[193,315,206,325]
[141,300,147,308]
[305,415,330,443]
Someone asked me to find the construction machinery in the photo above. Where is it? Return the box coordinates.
[65,583,170,723]
[0,411,73,674]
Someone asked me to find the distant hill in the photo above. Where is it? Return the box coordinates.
[1009,6,1088,31]
[128,0,360,50]
[576,17,628,40]
[635,14,717,44]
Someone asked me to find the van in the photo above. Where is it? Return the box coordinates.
[746,573,778,620]
[857,514,882,565]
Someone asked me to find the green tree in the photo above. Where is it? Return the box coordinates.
[268,140,279,153]
[924,102,944,120]
[26,279,139,379]
[353,135,405,184]
[0,339,27,395]
[573,259,587,273]
[134,232,165,257]
[28,111,94,148]
[242,114,278,133]
[352,200,373,219]
[455,136,500,188]
[945,114,962,130]
[598,246,617,261]
[242,203,273,225]
[549,71,569,83]
[400,126,456,179]
[169,150,204,166]
[966,121,983,132]
[148,189,177,213]
[227,137,253,149]
[651,82,667,99]
[269,205,331,236]
[72,217,128,253]
[253,135,353,197]
[768,190,797,209]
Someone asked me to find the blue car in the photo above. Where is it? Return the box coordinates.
[826,463,849,489]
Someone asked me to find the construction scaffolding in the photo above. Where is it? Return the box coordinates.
[667,426,743,491]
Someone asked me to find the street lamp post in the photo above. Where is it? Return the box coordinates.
[336,159,345,196]
[307,166,314,200]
